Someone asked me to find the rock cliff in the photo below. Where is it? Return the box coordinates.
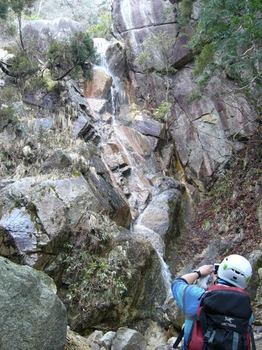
[0,0,261,349]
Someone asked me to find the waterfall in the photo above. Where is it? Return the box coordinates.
[93,38,127,115]
[93,37,173,302]
[132,223,173,301]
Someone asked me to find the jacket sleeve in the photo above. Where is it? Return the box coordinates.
[171,278,205,317]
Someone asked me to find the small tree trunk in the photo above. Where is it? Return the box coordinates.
[18,13,25,51]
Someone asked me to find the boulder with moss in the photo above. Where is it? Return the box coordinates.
[47,214,168,333]
[0,256,67,350]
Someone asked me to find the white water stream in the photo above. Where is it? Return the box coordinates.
[93,38,128,116]
[93,38,173,302]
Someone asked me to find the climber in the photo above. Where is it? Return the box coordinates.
[171,254,255,349]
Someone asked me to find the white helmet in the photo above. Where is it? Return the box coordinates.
[217,254,252,289]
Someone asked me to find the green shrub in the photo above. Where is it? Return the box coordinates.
[47,32,97,80]
[7,51,38,78]
[187,90,202,103]
[64,241,128,307]
[88,11,112,39]
[189,0,262,104]
[22,12,41,20]
[0,105,16,131]
[24,75,48,93]
[180,0,194,19]
[0,85,19,103]
[0,2,8,19]
[193,43,215,76]
[176,0,194,27]
[153,101,172,122]
[135,50,151,71]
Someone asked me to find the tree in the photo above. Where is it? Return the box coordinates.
[47,32,97,81]
[189,0,262,106]
[88,11,112,39]
[0,0,34,50]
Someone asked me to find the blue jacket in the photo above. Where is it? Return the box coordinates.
[171,278,205,349]
[171,278,254,349]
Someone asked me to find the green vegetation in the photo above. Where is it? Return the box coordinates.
[135,31,176,112]
[88,11,112,39]
[62,220,129,309]
[153,101,172,122]
[7,50,38,78]
[22,12,41,20]
[0,85,20,103]
[178,0,194,26]
[187,89,202,103]
[0,2,96,84]
[0,19,16,37]
[189,0,262,106]
[0,105,16,131]
[0,0,34,50]
[1,31,96,85]
[135,30,176,75]
[47,32,97,81]
[66,252,127,306]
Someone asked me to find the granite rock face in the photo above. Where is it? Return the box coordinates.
[0,174,130,266]
[112,0,258,185]
[22,18,83,54]
[84,67,112,100]
[112,0,191,72]
[0,256,67,350]
[169,71,257,184]
[32,0,110,26]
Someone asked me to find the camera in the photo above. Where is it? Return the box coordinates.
[214,263,219,274]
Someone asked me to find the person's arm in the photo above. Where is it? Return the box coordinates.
[181,265,214,285]
[171,264,214,312]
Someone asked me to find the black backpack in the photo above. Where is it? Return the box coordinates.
[187,285,255,350]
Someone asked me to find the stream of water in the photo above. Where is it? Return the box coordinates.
[93,38,173,302]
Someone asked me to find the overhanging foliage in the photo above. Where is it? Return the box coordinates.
[190,0,262,103]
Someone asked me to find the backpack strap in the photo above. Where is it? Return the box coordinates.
[250,327,256,350]
[207,284,249,295]
[232,332,239,350]
[173,328,184,349]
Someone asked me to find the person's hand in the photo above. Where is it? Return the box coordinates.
[199,265,214,277]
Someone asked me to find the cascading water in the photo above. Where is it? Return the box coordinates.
[93,38,173,302]
[93,38,128,115]
[132,223,173,301]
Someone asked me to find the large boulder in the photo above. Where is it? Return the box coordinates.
[112,0,191,72]
[54,225,168,333]
[132,67,257,185]
[111,0,258,188]
[0,256,67,350]
[135,188,181,248]
[106,41,127,79]
[0,174,130,266]
[111,327,146,350]
[84,67,112,100]
[65,328,91,350]
[22,18,83,54]
[168,70,257,184]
